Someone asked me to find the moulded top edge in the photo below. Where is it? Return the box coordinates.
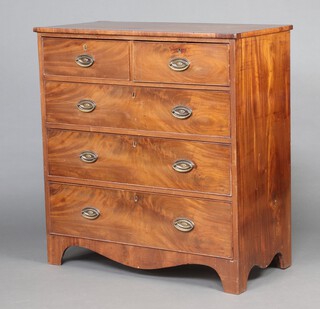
[33,21,293,39]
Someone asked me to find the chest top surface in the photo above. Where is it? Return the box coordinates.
[33,21,292,39]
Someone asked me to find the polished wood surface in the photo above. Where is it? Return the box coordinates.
[35,22,292,294]
[49,183,233,257]
[133,42,229,86]
[43,38,130,79]
[47,129,231,195]
[235,31,291,292]
[47,175,233,202]
[47,234,246,293]
[34,21,292,39]
[45,81,230,137]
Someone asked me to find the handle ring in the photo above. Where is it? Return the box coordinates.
[75,54,94,68]
[172,159,195,173]
[173,218,195,232]
[79,151,98,163]
[77,100,96,113]
[81,207,100,220]
[171,105,192,119]
[168,58,190,72]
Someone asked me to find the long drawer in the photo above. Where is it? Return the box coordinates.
[49,183,233,258]
[47,129,231,195]
[42,38,130,79]
[133,42,230,86]
[45,81,231,137]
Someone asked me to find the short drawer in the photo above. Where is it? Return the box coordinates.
[42,38,129,79]
[133,42,230,85]
[49,183,233,258]
[47,129,231,195]
[45,81,231,137]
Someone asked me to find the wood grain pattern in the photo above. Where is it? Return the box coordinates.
[34,21,293,39]
[38,33,232,44]
[235,31,291,291]
[37,33,53,234]
[44,75,231,91]
[42,38,129,79]
[45,81,230,137]
[45,123,230,145]
[133,42,229,86]
[46,175,233,201]
[47,234,245,293]
[47,129,231,195]
[49,183,233,257]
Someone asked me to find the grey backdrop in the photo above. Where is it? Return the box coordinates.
[1,0,319,307]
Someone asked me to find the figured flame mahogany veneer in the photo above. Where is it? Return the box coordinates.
[42,38,130,79]
[49,183,233,258]
[45,81,231,138]
[34,21,292,294]
[133,42,230,85]
[47,129,231,195]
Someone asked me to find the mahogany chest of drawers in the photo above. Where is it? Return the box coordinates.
[34,21,292,294]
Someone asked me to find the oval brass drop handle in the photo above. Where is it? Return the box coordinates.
[172,159,195,173]
[168,58,190,72]
[173,218,195,232]
[171,105,192,119]
[77,100,96,113]
[81,207,100,220]
[75,54,94,68]
[79,151,98,163]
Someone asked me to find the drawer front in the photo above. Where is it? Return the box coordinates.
[133,42,230,85]
[42,38,129,79]
[45,81,231,137]
[47,129,231,195]
[49,183,233,258]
